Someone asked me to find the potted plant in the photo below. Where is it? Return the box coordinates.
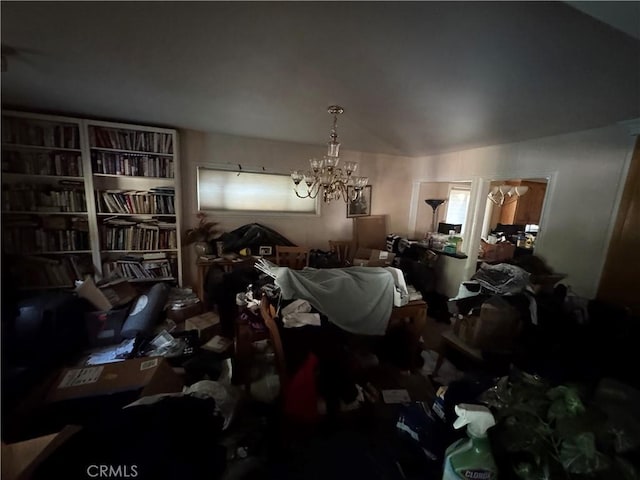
[482,371,639,480]
[184,212,221,256]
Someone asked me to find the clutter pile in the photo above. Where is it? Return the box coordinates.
[446,257,566,355]
[393,371,640,480]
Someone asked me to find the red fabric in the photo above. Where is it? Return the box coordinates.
[283,353,319,423]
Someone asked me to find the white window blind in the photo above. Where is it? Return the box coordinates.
[445,187,471,229]
[197,167,317,214]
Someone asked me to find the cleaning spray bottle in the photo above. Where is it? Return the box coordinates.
[442,403,497,480]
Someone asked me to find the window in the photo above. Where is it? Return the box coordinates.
[445,186,471,234]
[197,167,318,214]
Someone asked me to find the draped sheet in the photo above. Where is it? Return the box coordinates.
[275,267,395,335]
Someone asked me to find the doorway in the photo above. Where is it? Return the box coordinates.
[481,178,548,256]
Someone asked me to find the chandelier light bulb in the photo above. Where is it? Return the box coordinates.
[290,170,304,185]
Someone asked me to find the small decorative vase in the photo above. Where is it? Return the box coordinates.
[194,241,212,257]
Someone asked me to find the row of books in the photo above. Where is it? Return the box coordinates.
[89,127,173,154]
[11,254,93,289]
[2,182,87,212]
[103,251,172,262]
[101,218,177,251]
[3,228,90,254]
[96,188,175,215]
[91,152,175,177]
[3,214,89,229]
[2,150,83,177]
[102,255,175,280]
[2,117,80,149]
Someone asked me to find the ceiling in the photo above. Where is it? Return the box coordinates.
[2,1,639,156]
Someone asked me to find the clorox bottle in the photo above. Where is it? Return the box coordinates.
[442,404,497,480]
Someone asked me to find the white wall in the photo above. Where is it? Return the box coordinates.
[409,124,635,298]
[179,124,634,298]
[179,129,413,288]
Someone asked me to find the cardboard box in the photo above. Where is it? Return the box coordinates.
[479,241,515,263]
[184,311,220,342]
[15,360,181,439]
[84,307,129,347]
[45,357,183,405]
[167,300,203,323]
[1,433,58,480]
[75,277,137,311]
[352,248,396,267]
[453,297,522,351]
[1,426,81,480]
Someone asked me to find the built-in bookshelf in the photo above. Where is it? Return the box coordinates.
[1,111,182,289]
[87,120,181,285]
[2,112,93,291]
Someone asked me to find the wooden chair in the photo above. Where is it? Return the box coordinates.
[260,295,334,429]
[328,240,353,266]
[260,294,289,393]
[275,245,310,269]
[260,294,328,438]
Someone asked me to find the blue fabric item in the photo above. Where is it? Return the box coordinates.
[275,267,395,335]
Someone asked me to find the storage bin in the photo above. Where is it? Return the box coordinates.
[479,240,515,263]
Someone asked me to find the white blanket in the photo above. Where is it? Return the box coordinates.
[275,267,396,335]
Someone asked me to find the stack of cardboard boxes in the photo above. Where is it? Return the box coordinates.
[352,248,395,267]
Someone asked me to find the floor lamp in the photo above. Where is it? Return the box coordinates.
[425,198,447,238]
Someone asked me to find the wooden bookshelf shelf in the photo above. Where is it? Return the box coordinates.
[92,173,175,180]
[97,213,176,217]
[13,250,93,255]
[2,211,88,215]
[19,285,75,291]
[45,250,91,255]
[90,146,174,157]
[2,173,84,181]
[2,143,82,153]
[101,249,178,253]
[128,277,176,283]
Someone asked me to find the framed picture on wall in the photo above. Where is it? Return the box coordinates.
[346,185,372,218]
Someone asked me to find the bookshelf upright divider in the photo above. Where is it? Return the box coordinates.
[80,119,101,283]
[2,110,183,290]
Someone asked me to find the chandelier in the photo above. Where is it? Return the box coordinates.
[488,184,529,206]
[291,105,368,203]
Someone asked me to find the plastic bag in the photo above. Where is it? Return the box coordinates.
[184,380,239,430]
[395,401,443,462]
